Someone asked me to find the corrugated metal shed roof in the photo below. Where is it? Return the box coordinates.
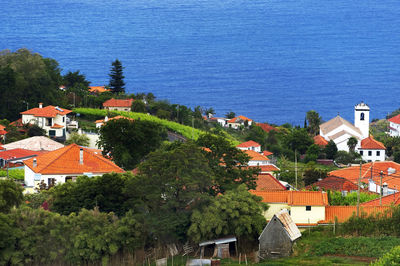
[275,209,301,241]
[199,236,237,246]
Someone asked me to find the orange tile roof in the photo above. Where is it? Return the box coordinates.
[95,116,134,124]
[255,173,286,191]
[313,135,328,146]
[251,190,328,206]
[329,161,400,190]
[360,136,386,150]
[307,176,359,192]
[237,140,261,148]
[244,150,269,161]
[256,123,277,132]
[0,125,5,131]
[361,192,400,206]
[103,98,134,108]
[51,123,64,129]
[24,144,124,175]
[320,206,391,223]
[0,130,7,135]
[262,150,273,157]
[10,118,23,127]
[250,164,280,173]
[89,86,109,93]
[21,105,72,118]
[227,115,253,123]
[388,114,400,124]
[0,149,40,160]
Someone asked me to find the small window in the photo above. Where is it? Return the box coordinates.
[377,151,380,156]
[368,151,372,156]
[360,151,363,155]
[306,206,311,211]
[62,117,65,123]
[360,113,365,121]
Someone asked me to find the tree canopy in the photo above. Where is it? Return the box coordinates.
[108,59,125,94]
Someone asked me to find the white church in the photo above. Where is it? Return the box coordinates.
[319,102,386,162]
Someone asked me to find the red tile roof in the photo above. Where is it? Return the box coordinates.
[251,190,329,206]
[24,144,124,175]
[251,164,280,173]
[361,192,400,206]
[314,135,328,146]
[0,125,5,131]
[256,123,277,132]
[255,173,286,191]
[244,150,269,161]
[388,114,400,124]
[307,176,359,192]
[329,161,400,191]
[319,206,391,223]
[237,140,261,148]
[227,115,253,123]
[0,130,7,135]
[89,86,109,93]
[262,150,273,157]
[51,123,64,129]
[21,105,72,118]
[0,149,40,160]
[10,119,23,127]
[360,136,386,150]
[103,98,134,108]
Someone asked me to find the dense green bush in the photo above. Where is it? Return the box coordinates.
[328,191,379,206]
[372,245,400,265]
[0,169,24,180]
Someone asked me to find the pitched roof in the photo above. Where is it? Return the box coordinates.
[319,206,391,223]
[10,119,23,127]
[237,140,261,148]
[261,209,301,241]
[360,136,386,150]
[388,114,400,124]
[1,136,64,151]
[244,150,269,161]
[361,192,400,206]
[251,190,329,206]
[0,125,5,131]
[227,115,253,123]
[307,176,359,192]
[256,123,277,132]
[103,98,134,108]
[329,161,400,190]
[320,116,362,136]
[89,86,109,93]
[256,173,287,191]
[21,105,72,118]
[328,130,359,141]
[24,144,124,175]
[314,135,328,146]
[0,130,7,135]
[262,150,273,157]
[0,149,41,160]
[251,164,280,173]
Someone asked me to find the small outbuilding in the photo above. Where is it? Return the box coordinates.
[258,209,301,259]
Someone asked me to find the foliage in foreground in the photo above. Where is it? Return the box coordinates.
[0,169,24,180]
[0,179,23,213]
[328,191,379,206]
[372,245,400,265]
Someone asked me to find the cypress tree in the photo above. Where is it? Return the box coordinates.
[109,59,125,94]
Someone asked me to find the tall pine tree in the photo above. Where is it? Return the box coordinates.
[109,59,125,94]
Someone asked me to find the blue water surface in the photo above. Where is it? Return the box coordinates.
[1,0,400,124]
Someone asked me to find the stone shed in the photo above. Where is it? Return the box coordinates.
[258,209,301,259]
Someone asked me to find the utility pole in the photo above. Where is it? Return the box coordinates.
[380,171,383,206]
[357,159,362,217]
[295,149,298,190]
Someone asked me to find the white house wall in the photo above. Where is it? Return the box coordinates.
[290,206,325,224]
[389,122,400,137]
[359,149,385,162]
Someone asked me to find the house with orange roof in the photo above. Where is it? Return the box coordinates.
[329,161,400,195]
[313,135,328,147]
[21,103,72,139]
[361,192,400,206]
[244,150,270,166]
[95,115,134,128]
[89,86,109,94]
[103,98,134,112]
[256,123,277,133]
[0,149,43,168]
[358,136,386,162]
[307,175,359,193]
[237,140,261,153]
[0,124,7,142]
[251,190,329,225]
[227,115,253,129]
[23,144,124,192]
[388,114,400,137]
[256,173,287,191]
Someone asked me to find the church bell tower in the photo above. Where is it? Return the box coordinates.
[354,102,370,139]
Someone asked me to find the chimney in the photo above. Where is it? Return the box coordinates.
[39,103,43,108]
[383,182,388,196]
[33,158,37,167]
[79,148,83,165]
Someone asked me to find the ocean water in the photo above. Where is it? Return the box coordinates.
[1,0,400,125]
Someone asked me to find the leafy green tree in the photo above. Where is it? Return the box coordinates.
[204,107,215,117]
[334,151,361,165]
[303,167,327,186]
[63,70,90,88]
[304,144,320,163]
[65,132,90,147]
[0,179,23,213]
[306,110,322,136]
[131,100,147,113]
[188,185,268,243]
[347,136,358,153]
[196,133,260,195]
[98,119,166,169]
[225,111,235,119]
[0,49,64,121]
[109,59,125,94]
[245,125,267,149]
[394,151,400,163]
[26,124,46,137]
[325,140,338,159]
[282,128,313,154]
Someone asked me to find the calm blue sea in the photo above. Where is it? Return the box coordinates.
[1,0,400,125]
